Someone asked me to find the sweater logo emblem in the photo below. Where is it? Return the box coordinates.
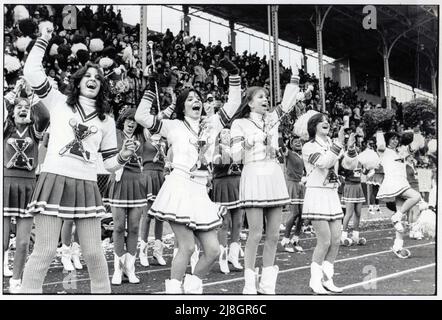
[59,118,97,162]
[6,137,34,171]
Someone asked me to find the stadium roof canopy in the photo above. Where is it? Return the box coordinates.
[193,5,438,92]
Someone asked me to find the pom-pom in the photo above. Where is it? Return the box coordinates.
[402,98,436,129]
[13,5,30,23]
[14,36,32,52]
[357,148,380,170]
[122,46,133,63]
[415,209,436,238]
[99,57,114,69]
[89,38,104,53]
[114,67,122,76]
[428,138,437,154]
[293,110,319,141]
[18,18,37,37]
[71,43,88,56]
[362,108,396,138]
[102,46,117,59]
[49,43,59,56]
[4,55,22,74]
[76,49,90,65]
[58,30,67,37]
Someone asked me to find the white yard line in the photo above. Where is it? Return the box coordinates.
[340,263,436,291]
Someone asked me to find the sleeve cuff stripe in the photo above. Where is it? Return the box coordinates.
[33,79,50,91]
[100,147,118,153]
[143,91,156,101]
[36,38,49,46]
[347,149,357,158]
[331,144,341,155]
[308,153,320,165]
[117,153,129,165]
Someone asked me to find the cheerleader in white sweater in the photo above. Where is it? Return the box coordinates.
[376,131,421,258]
[230,76,306,294]
[135,60,241,294]
[19,23,136,293]
[301,113,357,294]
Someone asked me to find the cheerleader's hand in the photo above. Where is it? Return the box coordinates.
[39,21,54,42]
[337,126,346,146]
[246,131,267,148]
[120,139,137,160]
[301,176,307,184]
[347,133,356,148]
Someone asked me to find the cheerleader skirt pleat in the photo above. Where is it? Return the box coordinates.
[212,176,241,210]
[239,160,290,208]
[286,180,305,205]
[377,175,410,202]
[103,170,147,208]
[342,183,366,203]
[148,170,226,231]
[141,169,165,202]
[366,173,384,186]
[302,187,343,221]
[26,172,106,219]
[3,176,35,218]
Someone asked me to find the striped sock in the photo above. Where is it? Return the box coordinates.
[75,218,111,293]
[20,215,63,293]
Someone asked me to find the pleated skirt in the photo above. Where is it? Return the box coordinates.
[302,187,343,221]
[212,176,241,210]
[103,170,147,208]
[3,176,35,218]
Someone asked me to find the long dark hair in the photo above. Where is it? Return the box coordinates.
[65,62,110,121]
[307,113,327,140]
[230,86,268,122]
[174,88,204,121]
[116,107,143,136]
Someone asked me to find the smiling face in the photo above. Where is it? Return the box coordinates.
[184,91,203,120]
[315,116,330,137]
[291,137,302,151]
[79,67,101,99]
[13,99,31,125]
[123,118,137,136]
[248,89,269,115]
[388,135,399,149]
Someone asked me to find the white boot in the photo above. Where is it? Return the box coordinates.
[258,265,279,294]
[322,261,343,293]
[153,240,166,266]
[61,244,75,271]
[183,274,203,294]
[111,253,125,285]
[190,245,200,274]
[309,262,329,294]
[165,279,183,294]
[9,278,21,294]
[71,242,83,270]
[139,240,149,267]
[219,245,230,274]
[228,242,243,270]
[124,253,140,284]
[242,268,259,294]
[391,211,405,233]
[340,231,353,246]
[3,251,12,277]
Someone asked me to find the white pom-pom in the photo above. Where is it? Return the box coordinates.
[13,5,30,23]
[59,30,67,37]
[14,36,32,52]
[99,57,114,69]
[357,148,380,170]
[428,138,437,154]
[71,43,88,56]
[49,43,58,56]
[122,46,133,63]
[293,110,319,141]
[89,38,104,53]
[415,209,436,238]
[4,54,22,73]
[114,67,122,76]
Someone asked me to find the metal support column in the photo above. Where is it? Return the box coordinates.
[182,5,190,34]
[382,43,392,110]
[271,5,280,103]
[229,20,236,52]
[267,5,274,107]
[140,6,148,88]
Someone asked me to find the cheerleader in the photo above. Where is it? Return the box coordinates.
[280,135,305,253]
[138,103,176,268]
[19,23,136,293]
[135,59,241,294]
[341,138,368,246]
[376,131,421,258]
[3,90,50,293]
[230,76,305,294]
[103,107,146,285]
[364,139,383,214]
[405,154,423,239]
[301,113,357,294]
[212,128,244,274]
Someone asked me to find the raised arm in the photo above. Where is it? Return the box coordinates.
[376,131,386,153]
[271,75,309,119]
[30,101,50,140]
[23,22,64,110]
